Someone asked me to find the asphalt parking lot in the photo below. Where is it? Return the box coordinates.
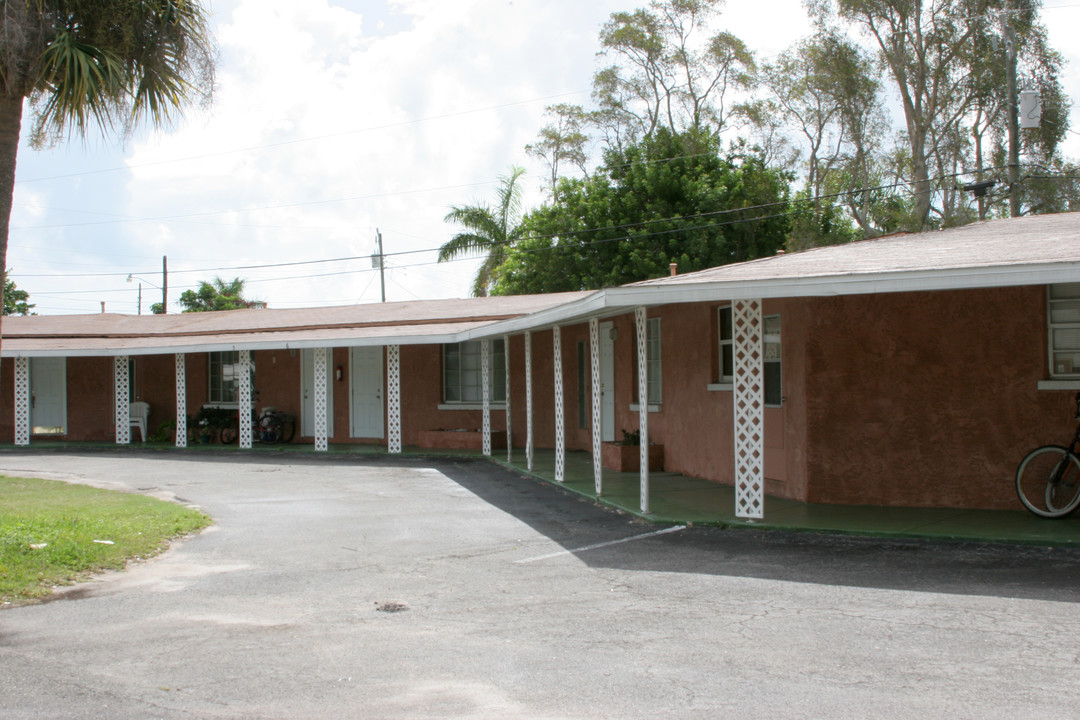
[3,451,1080,719]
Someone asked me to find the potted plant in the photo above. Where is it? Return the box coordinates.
[602,429,664,472]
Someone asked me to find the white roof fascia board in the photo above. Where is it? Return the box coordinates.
[1,329,477,358]
[603,261,1080,307]
[459,290,637,341]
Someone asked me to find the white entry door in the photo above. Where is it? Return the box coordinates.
[350,346,384,438]
[301,349,334,438]
[31,357,67,434]
[599,322,615,442]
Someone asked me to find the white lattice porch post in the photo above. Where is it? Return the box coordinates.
[313,347,329,451]
[504,334,512,462]
[481,339,492,456]
[175,353,187,448]
[387,345,402,453]
[525,330,534,471]
[733,299,765,519]
[115,356,131,445]
[553,326,565,482]
[14,357,29,446]
[635,308,649,513]
[238,350,253,449]
[589,318,602,495]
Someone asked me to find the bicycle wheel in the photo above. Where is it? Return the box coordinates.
[260,420,283,444]
[1016,445,1080,518]
[278,416,295,443]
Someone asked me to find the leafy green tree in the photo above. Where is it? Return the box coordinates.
[2,271,34,315]
[0,0,215,329]
[438,166,527,297]
[179,277,263,313]
[494,129,791,294]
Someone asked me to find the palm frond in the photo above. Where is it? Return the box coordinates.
[437,232,493,262]
[34,31,125,137]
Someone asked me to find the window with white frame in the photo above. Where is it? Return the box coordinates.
[1049,283,1080,378]
[634,317,662,405]
[209,351,252,404]
[443,340,505,403]
[763,314,782,406]
[718,306,733,383]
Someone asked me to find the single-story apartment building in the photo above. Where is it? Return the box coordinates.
[2,212,1078,518]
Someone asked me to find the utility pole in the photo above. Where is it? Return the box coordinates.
[375,229,386,303]
[1001,5,1021,217]
[162,255,168,314]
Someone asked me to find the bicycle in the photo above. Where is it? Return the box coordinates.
[220,407,296,445]
[1016,392,1080,518]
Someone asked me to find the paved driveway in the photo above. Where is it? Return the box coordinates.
[2,452,1080,719]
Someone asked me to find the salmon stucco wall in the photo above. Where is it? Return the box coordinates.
[398,344,506,448]
[590,302,807,501]
[0,356,147,442]
[802,286,1069,510]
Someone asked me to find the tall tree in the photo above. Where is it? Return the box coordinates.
[0,0,215,330]
[525,104,590,202]
[591,0,755,146]
[495,129,791,295]
[757,31,890,242]
[438,166,527,297]
[179,277,263,313]
[2,270,33,315]
[811,0,1070,229]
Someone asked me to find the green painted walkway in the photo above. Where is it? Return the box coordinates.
[493,448,1080,547]
[6,441,1080,547]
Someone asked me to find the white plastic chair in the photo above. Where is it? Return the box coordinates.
[130,401,150,442]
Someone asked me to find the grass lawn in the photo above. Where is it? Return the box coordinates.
[0,476,211,605]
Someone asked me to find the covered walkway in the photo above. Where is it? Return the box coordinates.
[4,441,1080,547]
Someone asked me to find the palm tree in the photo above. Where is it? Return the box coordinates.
[179,276,263,312]
[439,166,527,297]
[0,0,216,326]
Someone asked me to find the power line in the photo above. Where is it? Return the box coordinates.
[13,90,590,185]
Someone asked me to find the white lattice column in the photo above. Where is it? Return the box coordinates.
[504,334,512,462]
[14,358,29,446]
[525,331,533,471]
[238,350,253,448]
[733,299,765,518]
[589,318,602,495]
[553,326,565,482]
[387,345,402,453]
[175,353,187,448]
[115,356,131,445]
[313,347,329,451]
[481,339,492,456]
[635,308,649,513]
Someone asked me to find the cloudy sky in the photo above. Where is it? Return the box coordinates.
[8,0,1080,315]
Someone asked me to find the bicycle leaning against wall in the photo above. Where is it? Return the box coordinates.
[219,407,296,445]
[1016,392,1080,518]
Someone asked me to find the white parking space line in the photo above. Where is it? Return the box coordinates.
[514,525,687,564]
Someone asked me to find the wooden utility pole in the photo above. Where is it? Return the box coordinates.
[375,229,386,303]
